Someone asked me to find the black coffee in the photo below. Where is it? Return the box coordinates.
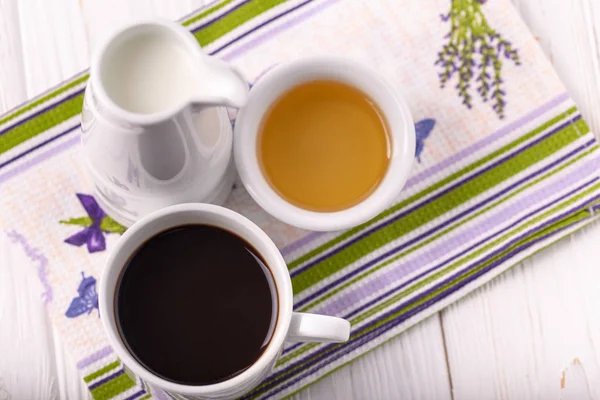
[115,224,276,385]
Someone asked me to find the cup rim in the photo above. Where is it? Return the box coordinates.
[98,203,293,395]
[233,57,415,231]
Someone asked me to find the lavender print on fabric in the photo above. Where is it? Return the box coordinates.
[436,0,521,118]
[6,230,53,304]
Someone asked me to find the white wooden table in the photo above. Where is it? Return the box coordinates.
[1,1,600,399]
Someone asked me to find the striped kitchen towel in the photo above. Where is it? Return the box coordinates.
[1,0,599,399]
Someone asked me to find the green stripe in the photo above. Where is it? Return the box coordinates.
[84,360,120,383]
[297,182,599,368]
[261,183,600,392]
[0,0,233,133]
[0,94,83,154]
[290,117,589,294]
[0,0,289,157]
[288,107,578,270]
[0,75,87,128]
[0,0,234,141]
[278,163,600,366]
[279,122,592,366]
[182,0,235,26]
[194,0,287,46]
[349,183,600,327]
[90,373,136,400]
[0,0,233,132]
[256,206,600,400]
[296,144,600,312]
[271,355,369,400]
[280,164,599,367]
[140,381,152,400]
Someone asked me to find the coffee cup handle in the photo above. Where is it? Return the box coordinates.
[286,312,351,343]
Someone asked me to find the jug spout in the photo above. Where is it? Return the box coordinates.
[91,19,249,122]
[192,58,249,109]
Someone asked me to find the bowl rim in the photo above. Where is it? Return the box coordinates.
[233,56,415,231]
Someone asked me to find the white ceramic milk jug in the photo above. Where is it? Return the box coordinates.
[81,20,248,226]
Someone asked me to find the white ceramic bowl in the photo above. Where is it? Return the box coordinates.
[234,57,415,231]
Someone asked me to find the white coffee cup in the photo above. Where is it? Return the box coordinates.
[99,203,350,399]
[234,57,416,231]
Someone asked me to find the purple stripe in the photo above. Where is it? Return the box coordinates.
[0,71,88,126]
[317,147,600,316]
[251,191,600,399]
[191,0,253,34]
[0,0,569,197]
[404,92,571,187]
[282,143,595,357]
[280,231,327,256]
[218,0,566,260]
[276,186,600,394]
[0,124,79,170]
[0,0,333,375]
[124,390,145,400]
[0,0,317,182]
[178,0,238,24]
[284,144,595,356]
[221,0,340,61]
[88,368,125,390]
[273,95,573,261]
[123,377,146,400]
[0,0,250,142]
[0,133,79,185]
[294,137,591,312]
[76,346,114,369]
[0,0,566,180]
[0,3,588,394]
[209,0,317,56]
[282,342,303,355]
[0,89,84,138]
[0,0,250,145]
[0,0,269,147]
[261,222,583,399]
[289,114,582,280]
[340,174,597,319]
[265,198,600,400]
[216,3,569,195]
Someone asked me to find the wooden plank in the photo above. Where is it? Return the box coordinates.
[4,0,600,399]
[0,0,26,109]
[440,3,600,398]
[442,221,600,399]
[292,315,452,400]
[16,0,87,96]
[511,0,600,135]
[0,1,61,399]
[6,1,450,399]
[0,232,59,399]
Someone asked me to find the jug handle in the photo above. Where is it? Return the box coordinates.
[192,59,249,109]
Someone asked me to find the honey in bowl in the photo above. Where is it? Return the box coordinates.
[258,80,391,212]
